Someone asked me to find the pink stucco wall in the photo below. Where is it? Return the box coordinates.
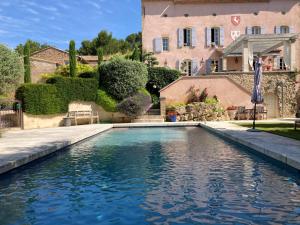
[142,0,300,74]
[160,76,253,109]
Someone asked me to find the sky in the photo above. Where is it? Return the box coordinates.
[0,0,141,50]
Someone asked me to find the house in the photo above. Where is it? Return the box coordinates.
[142,0,299,75]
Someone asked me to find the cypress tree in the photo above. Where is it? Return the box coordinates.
[130,45,141,61]
[24,41,31,83]
[97,48,104,67]
[69,40,77,77]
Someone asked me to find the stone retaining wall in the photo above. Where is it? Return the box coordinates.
[227,72,298,117]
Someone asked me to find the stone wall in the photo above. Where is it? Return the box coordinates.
[30,58,57,83]
[227,72,298,117]
[31,47,69,65]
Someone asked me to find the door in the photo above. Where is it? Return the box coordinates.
[264,93,279,118]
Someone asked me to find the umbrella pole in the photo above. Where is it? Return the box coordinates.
[253,103,257,130]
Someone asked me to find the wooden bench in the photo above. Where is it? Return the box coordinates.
[66,110,99,126]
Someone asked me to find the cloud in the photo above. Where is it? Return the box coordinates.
[26,8,39,15]
[40,6,58,12]
[87,1,102,9]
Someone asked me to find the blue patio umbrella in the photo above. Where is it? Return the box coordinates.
[251,57,264,129]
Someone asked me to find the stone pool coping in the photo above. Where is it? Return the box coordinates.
[0,121,299,175]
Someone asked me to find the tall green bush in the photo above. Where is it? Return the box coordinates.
[24,42,31,83]
[69,40,77,77]
[99,58,148,100]
[46,76,98,112]
[130,45,141,61]
[146,67,181,96]
[0,45,23,95]
[97,47,103,66]
[16,84,61,115]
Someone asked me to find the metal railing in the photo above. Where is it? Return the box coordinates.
[0,100,23,129]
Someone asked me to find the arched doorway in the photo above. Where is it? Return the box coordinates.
[264,93,280,118]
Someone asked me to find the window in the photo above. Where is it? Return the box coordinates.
[181,59,192,76]
[280,26,289,34]
[279,57,286,70]
[252,26,261,35]
[162,38,169,51]
[211,27,220,45]
[211,60,219,72]
[183,28,192,46]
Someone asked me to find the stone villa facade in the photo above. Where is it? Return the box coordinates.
[142,0,299,75]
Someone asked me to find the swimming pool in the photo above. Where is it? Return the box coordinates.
[0,127,299,225]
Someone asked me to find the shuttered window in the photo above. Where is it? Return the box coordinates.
[162,38,169,51]
[183,28,192,46]
[252,26,261,35]
[206,27,224,47]
[280,26,289,34]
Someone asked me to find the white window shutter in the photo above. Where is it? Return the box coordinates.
[177,28,183,48]
[191,59,198,76]
[219,27,225,46]
[246,27,252,35]
[275,26,280,34]
[289,26,295,33]
[261,27,266,34]
[191,27,197,47]
[153,38,162,53]
[205,59,212,74]
[206,27,211,47]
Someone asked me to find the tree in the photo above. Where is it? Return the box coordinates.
[130,45,141,61]
[126,32,142,48]
[0,45,23,95]
[141,50,159,68]
[15,40,49,55]
[97,48,104,66]
[24,42,31,83]
[69,40,77,77]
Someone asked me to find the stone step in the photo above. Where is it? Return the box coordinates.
[133,115,165,123]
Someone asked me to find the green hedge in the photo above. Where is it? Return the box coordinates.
[96,89,118,112]
[99,58,148,100]
[16,84,62,115]
[146,67,181,96]
[46,76,98,112]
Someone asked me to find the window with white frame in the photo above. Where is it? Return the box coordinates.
[211,27,220,46]
[252,26,261,35]
[211,59,219,72]
[181,59,192,76]
[162,37,169,51]
[183,28,192,46]
[280,26,289,34]
[279,57,286,70]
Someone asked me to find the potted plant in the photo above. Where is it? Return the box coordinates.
[227,106,238,120]
[166,106,177,122]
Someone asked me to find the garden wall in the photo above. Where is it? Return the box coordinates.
[23,101,129,130]
[30,58,57,83]
[160,72,299,118]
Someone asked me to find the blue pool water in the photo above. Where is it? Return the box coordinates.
[0,127,299,225]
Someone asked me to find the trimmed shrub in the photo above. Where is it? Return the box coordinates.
[96,89,118,112]
[0,45,23,95]
[99,58,148,100]
[16,84,61,115]
[78,71,99,81]
[56,63,95,77]
[146,67,181,96]
[46,76,98,112]
[116,93,152,118]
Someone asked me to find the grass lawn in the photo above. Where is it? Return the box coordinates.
[235,122,300,141]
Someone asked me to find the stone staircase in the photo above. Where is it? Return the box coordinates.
[132,109,165,123]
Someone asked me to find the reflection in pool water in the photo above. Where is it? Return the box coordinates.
[0,127,299,225]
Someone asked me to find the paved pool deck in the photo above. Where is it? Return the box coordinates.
[0,121,299,175]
